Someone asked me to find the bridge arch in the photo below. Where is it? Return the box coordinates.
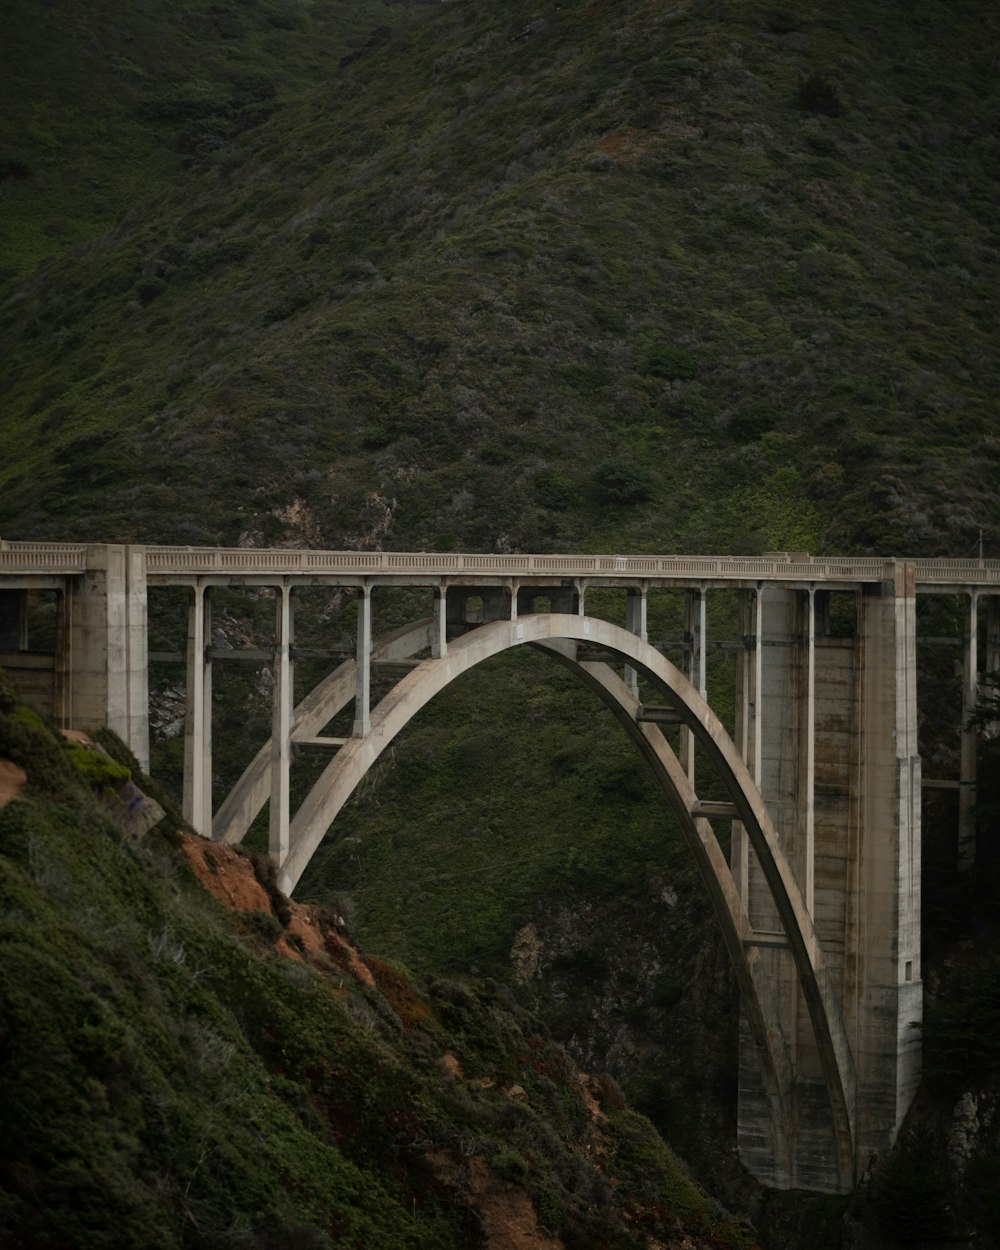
[3,545,931,1194]
[219,611,857,1188]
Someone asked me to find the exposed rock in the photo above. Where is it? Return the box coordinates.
[510,921,543,982]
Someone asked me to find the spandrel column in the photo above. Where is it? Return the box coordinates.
[353,585,372,738]
[625,586,647,695]
[269,583,293,863]
[959,590,979,872]
[183,581,212,836]
[680,587,706,784]
[804,587,816,916]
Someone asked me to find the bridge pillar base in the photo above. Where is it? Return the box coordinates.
[60,545,149,770]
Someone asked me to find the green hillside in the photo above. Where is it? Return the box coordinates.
[1,0,996,556]
[2,0,1000,1245]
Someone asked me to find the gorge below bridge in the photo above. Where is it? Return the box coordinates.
[3,541,1000,1196]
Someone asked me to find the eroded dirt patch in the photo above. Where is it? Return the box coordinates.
[178,832,375,986]
[0,758,27,808]
[428,1153,564,1250]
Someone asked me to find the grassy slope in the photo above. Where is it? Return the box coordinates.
[0,0,391,277]
[0,0,996,556]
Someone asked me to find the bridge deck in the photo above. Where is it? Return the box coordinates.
[2,541,999,592]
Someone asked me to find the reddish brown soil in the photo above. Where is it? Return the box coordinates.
[0,758,27,808]
[178,832,375,986]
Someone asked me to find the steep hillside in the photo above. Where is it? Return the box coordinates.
[1,0,997,556]
[0,671,760,1248]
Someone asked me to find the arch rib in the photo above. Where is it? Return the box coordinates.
[277,613,857,1186]
[211,618,434,845]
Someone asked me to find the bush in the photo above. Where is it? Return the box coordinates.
[492,1149,530,1184]
[593,462,653,505]
[794,73,844,118]
[642,341,697,381]
[729,402,779,441]
[0,155,31,180]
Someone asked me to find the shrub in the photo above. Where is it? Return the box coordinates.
[794,73,844,118]
[642,341,697,380]
[593,461,653,505]
[492,1149,530,1184]
[0,155,31,180]
[729,402,779,441]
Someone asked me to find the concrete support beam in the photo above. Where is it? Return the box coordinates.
[183,582,212,835]
[732,589,760,911]
[853,564,922,1173]
[0,589,28,650]
[959,591,979,872]
[986,597,1000,738]
[681,588,706,783]
[625,586,647,694]
[987,596,1000,677]
[805,588,816,916]
[55,545,149,769]
[353,585,372,738]
[738,585,804,1186]
[269,583,294,863]
[431,588,448,660]
[125,547,150,771]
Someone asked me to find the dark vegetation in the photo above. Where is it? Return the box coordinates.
[0,0,996,559]
[2,0,1000,1245]
[0,671,757,1248]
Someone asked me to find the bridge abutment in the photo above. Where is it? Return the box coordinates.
[56,545,150,768]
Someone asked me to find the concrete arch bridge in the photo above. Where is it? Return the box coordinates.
[4,542,1000,1193]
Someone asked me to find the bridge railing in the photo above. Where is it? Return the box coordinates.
[139,548,912,581]
[3,542,1000,587]
[0,543,88,572]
